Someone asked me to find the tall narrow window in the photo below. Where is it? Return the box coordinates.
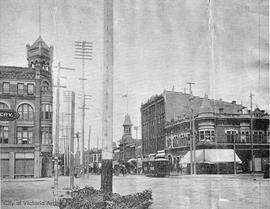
[41,81,49,94]
[41,104,52,119]
[3,82,9,94]
[0,126,9,144]
[27,84,34,95]
[17,83,24,95]
[41,127,52,144]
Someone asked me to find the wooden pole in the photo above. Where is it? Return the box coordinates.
[69,92,75,188]
[101,0,113,193]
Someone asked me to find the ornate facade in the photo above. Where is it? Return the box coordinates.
[0,36,53,178]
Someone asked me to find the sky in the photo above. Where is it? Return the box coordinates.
[0,0,269,149]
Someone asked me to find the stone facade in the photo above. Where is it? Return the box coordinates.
[0,36,53,178]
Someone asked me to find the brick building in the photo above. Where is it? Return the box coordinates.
[0,36,53,178]
[165,95,270,174]
[141,90,269,173]
[113,114,142,165]
[141,90,243,157]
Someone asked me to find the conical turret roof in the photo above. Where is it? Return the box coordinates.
[123,114,132,126]
[199,94,214,114]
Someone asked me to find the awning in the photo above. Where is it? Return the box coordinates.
[180,149,242,164]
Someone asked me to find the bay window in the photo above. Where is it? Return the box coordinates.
[199,130,215,141]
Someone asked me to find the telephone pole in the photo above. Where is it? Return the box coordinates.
[187,82,196,174]
[250,92,255,174]
[101,0,113,193]
[64,91,75,188]
[88,126,91,150]
[53,62,75,197]
[78,94,92,167]
[74,41,92,167]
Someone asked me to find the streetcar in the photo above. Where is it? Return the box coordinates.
[142,158,170,177]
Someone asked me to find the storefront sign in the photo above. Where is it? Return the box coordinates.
[0,109,20,121]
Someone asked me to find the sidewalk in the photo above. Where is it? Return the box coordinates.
[1,177,51,182]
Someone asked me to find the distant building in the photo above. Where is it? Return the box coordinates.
[164,95,270,174]
[113,114,142,164]
[141,90,244,157]
[0,37,54,178]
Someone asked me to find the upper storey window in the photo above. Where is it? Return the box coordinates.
[41,81,49,94]
[27,84,34,95]
[17,104,34,120]
[17,83,24,95]
[3,82,9,94]
[0,103,8,109]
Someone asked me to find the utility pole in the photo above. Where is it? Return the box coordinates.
[187,82,196,174]
[75,132,80,168]
[86,125,91,174]
[233,133,237,175]
[192,109,196,175]
[88,126,91,150]
[78,94,92,168]
[74,41,92,167]
[70,92,75,188]
[53,62,75,197]
[250,92,255,174]
[101,0,113,193]
[64,91,75,188]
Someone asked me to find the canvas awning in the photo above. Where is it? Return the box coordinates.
[180,149,241,164]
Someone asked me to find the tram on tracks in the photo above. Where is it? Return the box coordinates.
[142,152,170,177]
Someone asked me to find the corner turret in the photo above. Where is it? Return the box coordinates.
[26,36,53,71]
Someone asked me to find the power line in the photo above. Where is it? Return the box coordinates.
[74,41,93,167]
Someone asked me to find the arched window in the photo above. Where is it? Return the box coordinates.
[41,81,49,94]
[17,103,34,120]
[0,102,9,109]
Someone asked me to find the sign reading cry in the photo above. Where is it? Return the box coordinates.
[0,109,20,121]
